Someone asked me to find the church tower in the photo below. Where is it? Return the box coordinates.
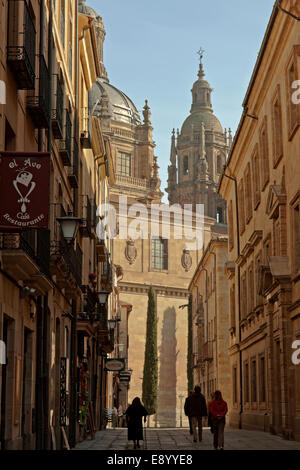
[166,52,230,224]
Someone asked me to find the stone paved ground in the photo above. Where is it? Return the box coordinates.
[75,427,300,451]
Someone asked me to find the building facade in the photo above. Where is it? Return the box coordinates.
[219,0,300,441]
[189,238,231,403]
[0,0,118,449]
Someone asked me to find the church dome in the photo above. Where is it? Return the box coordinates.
[89,78,142,125]
[181,111,223,134]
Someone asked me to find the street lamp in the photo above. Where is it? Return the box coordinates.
[57,213,82,243]
[96,290,110,305]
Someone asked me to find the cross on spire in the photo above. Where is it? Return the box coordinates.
[197,47,205,79]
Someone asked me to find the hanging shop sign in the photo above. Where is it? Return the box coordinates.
[0,152,50,230]
[104,358,125,372]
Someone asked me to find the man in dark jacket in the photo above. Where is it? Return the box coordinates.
[184,391,193,435]
[189,385,207,442]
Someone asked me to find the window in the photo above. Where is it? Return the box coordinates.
[117,152,131,176]
[259,356,266,402]
[255,251,263,307]
[244,163,252,223]
[251,145,260,209]
[259,117,270,190]
[228,200,234,250]
[248,264,254,314]
[251,359,257,403]
[238,179,245,234]
[230,283,236,329]
[183,156,189,175]
[263,235,272,264]
[272,86,283,168]
[287,62,297,135]
[241,272,247,320]
[244,362,249,403]
[152,237,168,270]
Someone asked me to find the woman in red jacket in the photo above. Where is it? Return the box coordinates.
[209,390,228,450]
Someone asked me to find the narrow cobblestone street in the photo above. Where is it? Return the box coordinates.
[75,427,300,451]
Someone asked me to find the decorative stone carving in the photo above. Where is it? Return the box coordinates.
[181,249,192,272]
[125,238,137,265]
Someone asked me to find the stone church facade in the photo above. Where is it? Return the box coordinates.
[84,2,229,426]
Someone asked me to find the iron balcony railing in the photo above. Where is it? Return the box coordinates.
[0,230,50,277]
[58,237,82,287]
[52,75,64,139]
[26,55,51,129]
[7,0,36,89]
[59,110,72,166]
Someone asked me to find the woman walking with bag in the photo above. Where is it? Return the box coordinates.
[209,390,228,450]
[126,397,148,449]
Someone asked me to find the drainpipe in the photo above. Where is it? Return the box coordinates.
[196,267,208,397]
[223,172,243,429]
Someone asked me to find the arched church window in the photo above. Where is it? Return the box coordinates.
[183,156,189,175]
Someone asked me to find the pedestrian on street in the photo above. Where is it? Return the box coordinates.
[184,391,193,435]
[126,397,148,449]
[209,390,228,450]
[188,385,208,443]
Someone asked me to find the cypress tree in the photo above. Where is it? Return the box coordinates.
[142,286,158,415]
[187,293,193,394]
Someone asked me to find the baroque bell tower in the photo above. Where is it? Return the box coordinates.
[166,51,231,224]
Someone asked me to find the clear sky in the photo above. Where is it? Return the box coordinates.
[88,0,275,197]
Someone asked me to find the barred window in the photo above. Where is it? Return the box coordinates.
[117,152,131,176]
[152,237,168,270]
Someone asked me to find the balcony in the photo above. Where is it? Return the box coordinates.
[59,110,72,166]
[201,341,213,362]
[100,258,113,292]
[7,0,36,90]
[80,108,92,149]
[26,55,51,129]
[0,230,52,293]
[68,139,79,188]
[80,195,93,237]
[97,311,114,353]
[51,75,64,139]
